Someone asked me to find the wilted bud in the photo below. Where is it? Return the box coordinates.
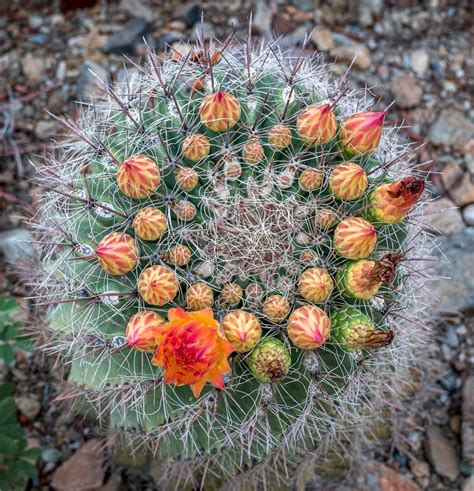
[340,111,385,156]
[262,294,291,323]
[268,123,292,149]
[117,155,161,199]
[138,265,179,306]
[222,310,262,353]
[243,137,265,165]
[334,217,377,259]
[95,232,138,275]
[248,338,291,383]
[176,167,199,191]
[368,177,425,224]
[182,133,210,162]
[336,260,382,300]
[133,207,167,241]
[296,103,337,146]
[199,91,241,132]
[164,244,192,267]
[329,162,368,201]
[298,267,334,303]
[186,283,214,310]
[287,304,331,350]
[126,310,165,352]
[299,168,324,192]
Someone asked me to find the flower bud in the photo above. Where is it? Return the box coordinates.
[368,177,425,224]
[222,310,262,353]
[171,200,197,221]
[117,155,161,199]
[336,260,382,300]
[296,104,337,146]
[298,267,334,303]
[340,111,384,156]
[262,294,291,323]
[182,133,210,162]
[138,265,179,306]
[243,138,265,165]
[220,283,243,307]
[299,168,324,192]
[186,283,214,310]
[95,232,138,275]
[176,167,199,191]
[268,123,292,149]
[287,304,331,349]
[329,162,368,201]
[164,244,192,267]
[334,217,377,259]
[133,207,167,241]
[248,338,291,383]
[315,208,339,230]
[126,310,165,352]
[199,91,241,132]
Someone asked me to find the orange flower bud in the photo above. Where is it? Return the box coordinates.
[299,168,324,192]
[186,283,214,310]
[262,294,291,323]
[182,133,210,162]
[171,200,197,221]
[133,207,167,241]
[220,283,243,307]
[287,304,331,350]
[222,310,261,353]
[334,217,377,259]
[191,76,206,95]
[152,308,234,397]
[298,267,334,303]
[314,208,339,230]
[138,265,179,306]
[340,111,385,155]
[243,138,265,165]
[329,162,368,201]
[176,167,199,191]
[164,244,192,267]
[368,177,425,224]
[95,232,138,275]
[268,123,292,149]
[126,310,165,352]
[199,91,241,132]
[296,104,337,146]
[117,155,161,199]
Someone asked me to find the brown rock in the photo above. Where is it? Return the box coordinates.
[462,376,474,466]
[429,109,474,147]
[391,75,423,109]
[330,43,372,70]
[362,462,421,491]
[424,198,464,234]
[463,475,474,491]
[51,439,105,490]
[272,14,295,35]
[451,173,474,207]
[312,28,335,51]
[425,426,460,481]
[21,53,45,85]
[464,140,474,175]
[409,459,430,489]
[441,161,464,188]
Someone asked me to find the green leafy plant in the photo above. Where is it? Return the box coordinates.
[0,297,32,364]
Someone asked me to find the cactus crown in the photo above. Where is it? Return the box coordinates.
[31,32,430,488]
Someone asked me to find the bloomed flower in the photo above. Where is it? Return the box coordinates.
[296,103,337,146]
[268,123,292,149]
[133,207,167,241]
[329,162,368,201]
[95,232,138,275]
[117,155,161,199]
[126,310,165,352]
[138,265,179,306]
[199,91,241,132]
[298,267,334,303]
[287,304,331,350]
[340,112,384,156]
[368,177,425,224]
[152,308,234,397]
[262,294,291,323]
[222,310,261,352]
[182,133,210,162]
[333,217,377,259]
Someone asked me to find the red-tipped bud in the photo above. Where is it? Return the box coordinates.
[329,162,368,201]
[182,133,210,162]
[126,311,165,352]
[199,91,241,132]
[95,232,138,275]
[296,104,337,146]
[262,294,291,323]
[222,310,262,353]
[287,305,331,350]
[334,217,377,259]
[138,265,179,306]
[298,267,334,303]
[117,155,161,199]
[340,111,385,155]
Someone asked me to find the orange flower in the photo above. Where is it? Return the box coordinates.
[340,112,384,155]
[152,308,234,397]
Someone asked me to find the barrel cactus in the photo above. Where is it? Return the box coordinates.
[31,35,431,489]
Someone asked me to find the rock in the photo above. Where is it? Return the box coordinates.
[411,50,430,77]
[104,17,148,55]
[429,109,474,147]
[15,396,41,421]
[76,60,108,101]
[462,377,474,466]
[464,140,474,175]
[441,160,464,188]
[0,228,34,263]
[390,75,423,109]
[312,28,335,51]
[409,459,430,489]
[51,438,105,490]
[175,2,201,28]
[464,475,474,491]
[451,173,474,207]
[431,232,474,311]
[119,0,153,22]
[423,198,464,234]
[34,120,57,140]
[42,447,63,464]
[359,462,421,491]
[190,21,215,41]
[330,43,372,70]
[463,204,474,225]
[21,52,45,84]
[425,426,460,481]
[96,474,122,491]
[253,0,272,35]
[272,14,295,35]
